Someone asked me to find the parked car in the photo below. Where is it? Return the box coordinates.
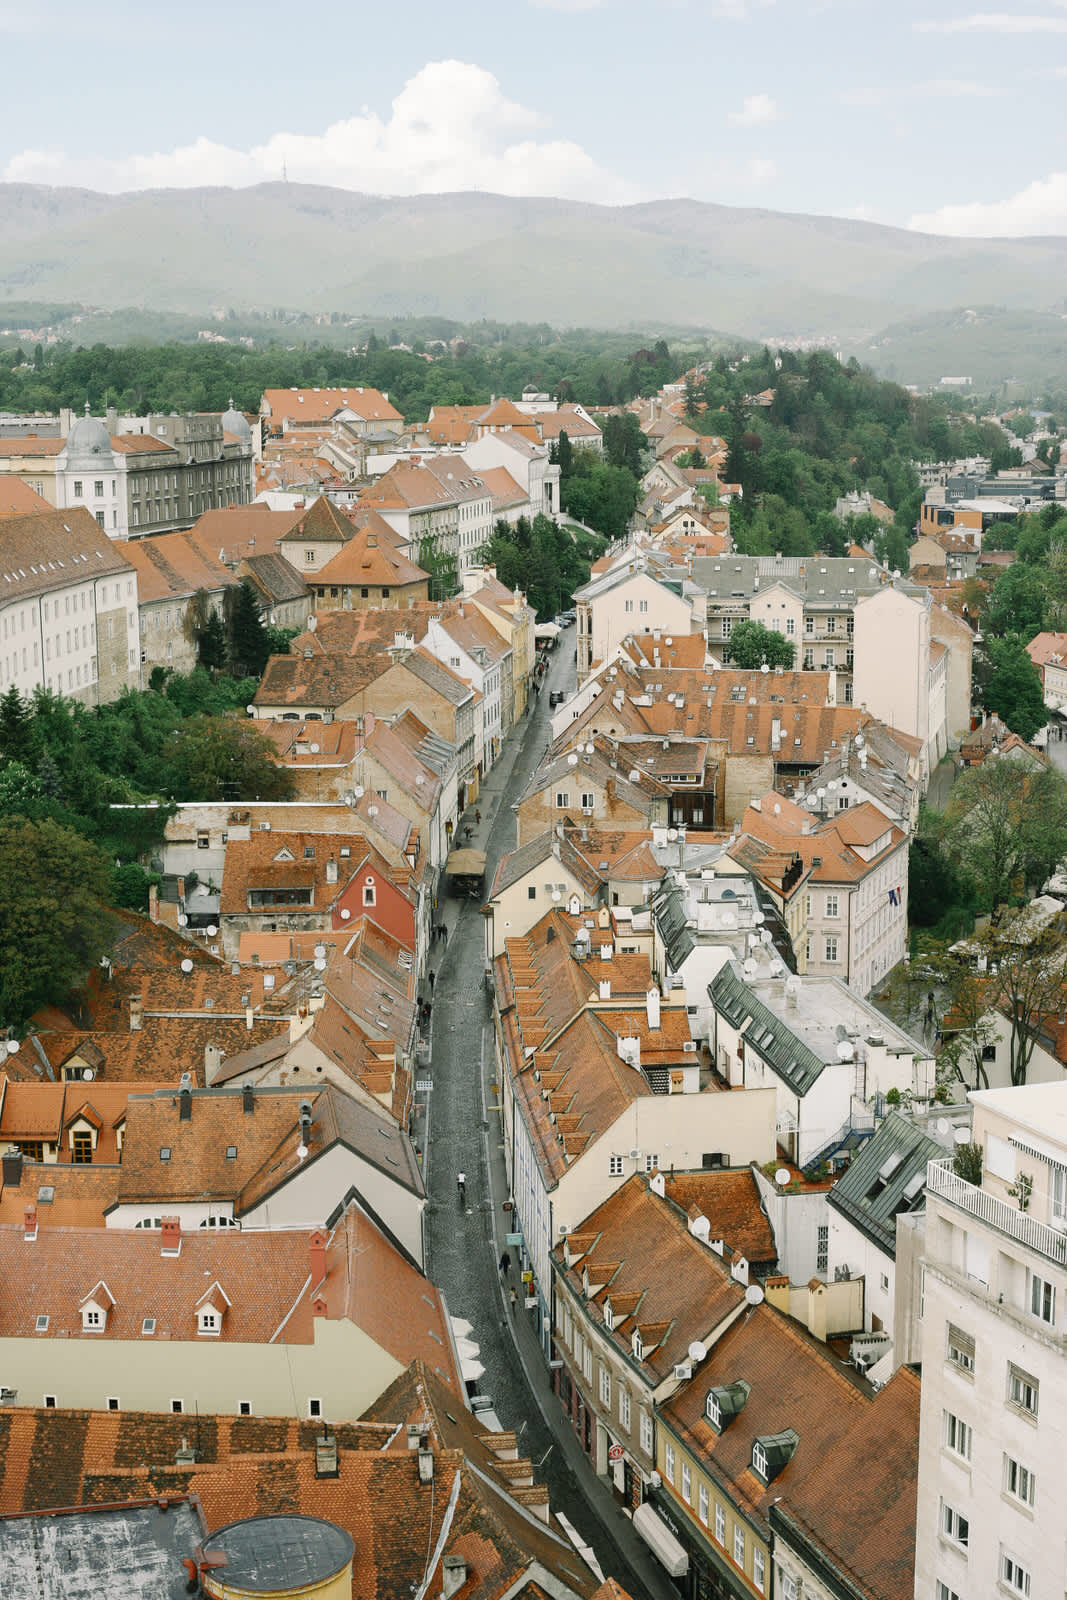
[549,689,565,707]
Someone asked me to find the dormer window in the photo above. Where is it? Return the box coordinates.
[751,1428,799,1483]
[752,1441,767,1478]
[196,1281,231,1336]
[632,1330,643,1361]
[604,1302,614,1331]
[706,1392,721,1427]
[79,1281,115,1333]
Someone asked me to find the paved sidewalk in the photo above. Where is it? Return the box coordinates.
[418,642,677,1600]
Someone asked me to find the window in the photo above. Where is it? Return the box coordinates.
[1051,1165,1067,1225]
[714,1503,725,1545]
[362,883,376,907]
[804,617,814,635]
[681,1462,691,1503]
[780,1574,797,1600]
[943,1411,972,1462]
[528,885,537,899]
[308,1398,323,1419]
[880,1271,890,1293]
[705,1391,721,1427]
[664,1442,675,1484]
[940,1500,969,1549]
[44,1395,56,1409]
[817,1224,828,1274]
[73,481,83,498]
[825,893,838,918]
[698,1483,709,1526]
[94,480,104,497]
[1004,1455,1035,1507]
[824,936,839,963]
[305,550,315,562]
[171,1400,184,1414]
[107,1396,121,1412]
[753,1549,765,1593]
[624,599,634,614]
[733,1526,745,1567]
[640,1412,653,1454]
[609,1154,624,1176]
[1000,1552,1031,1597]
[720,617,732,639]
[555,791,570,809]
[752,1441,768,1479]
[71,1130,93,1164]
[84,1308,102,1328]
[599,1367,611,1407]
[160,1147,171,1162]
[142,1318,156,1335]
[936,1584,960,1600]
[639,599,648,614]
[620,1389,631,1429]
[1029,1272,1055,1324]
[580,791,594,809]
[785,618,795,636]
[947,1325,975,1375]
[238,1401,252,1416]
[1008,1365,1037,1416]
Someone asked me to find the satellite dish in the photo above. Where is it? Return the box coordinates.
[310,743,320,754]
[5,1040,18,1056]
[177,914,189,927]
[585,742,595,754]
[340,908,351,921]
[567,753,579,767]
[297,1144,309,1162]
[180,958,194,973]
[314,944,326,958]
[760,662,769,673]
[551,890,562,902]
[665,637,673,646]
[854,734,864,748]
[368,805,378,817]
[774,1168,791,1187]
[688,1340,707,1364]
[245,704,256,716]
[354,786,365,798]
[953,1127,970,1146]
[314,958,326,971]
[206,924,218,937]
[836,1040,854,1062]
[82,1068,94,1082]
[936,1118,949,1136]
[745,1283,765,1306]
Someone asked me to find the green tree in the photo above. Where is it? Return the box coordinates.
[226,580,271,678]
[197,608,228,672]
[0,818,113,1027]
[986,910,1067,1085]
[981,635,1047,742]
[725,620,796,670]
[941,758,1060,910]
[0,685,31,764]
[600,412,645,475]
[938,953,999,1091]
[984,564,1047,640]
[108,862,157,913]
[163,716,296,802]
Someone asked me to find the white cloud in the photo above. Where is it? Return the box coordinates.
[915,12,1067,32]
[920,76,1002,95]
[2,60,638,204]
[909,170,1067,235]
[527,0,605,8]
[728,94,781,126]
[747,157,779,184]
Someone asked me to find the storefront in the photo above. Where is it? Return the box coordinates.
[646,1486,751,1600]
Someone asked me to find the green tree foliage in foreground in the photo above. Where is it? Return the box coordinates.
[0,817,113,1027]
[928,759,1067,913]
[480,514,604,620]
[975,635,1048,744]
[724,619,796,670]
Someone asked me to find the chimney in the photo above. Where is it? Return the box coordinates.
[175,1436,197,1467]
[148,883,160,924]
[309,1229,328,1296]
[179,1074,193,1121]
[299,1098,313,1150]
[204,1043,223,1083]
[23,1204,37,1242]
[442,1556,468,1600]
[161,1216,181,1256]
[326,857,338,885]
[418,1448,434,1484]
[315,1430,339,1479]
[245,1005,254,1031]
[599,980,611,1001]
[242,1083,255,1115]
[646,987,661,1031]
[129,994,144,1031]
[1,1151,22,1189]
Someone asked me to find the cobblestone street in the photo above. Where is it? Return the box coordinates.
[417,641,676,1600]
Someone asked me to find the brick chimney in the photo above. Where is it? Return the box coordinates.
[161,1216,181,1256]
[179,1073,193,1121]
[309,1230,328,1300]
[23,1204,37,1242]
[129,994,144,1032]
[325,857,338,885]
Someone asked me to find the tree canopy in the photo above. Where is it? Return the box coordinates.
[725,619,796,670]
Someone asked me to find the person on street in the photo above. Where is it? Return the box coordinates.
[428,969,435,991]
[499,1250,511,1276]
[475,809,482,826]
[509,1285,518,1313]
[457,1172,466,1204]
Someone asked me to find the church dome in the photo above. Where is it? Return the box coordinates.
[65,404,113,467]
[222,399,252,441]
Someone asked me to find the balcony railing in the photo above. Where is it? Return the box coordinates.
[927,1158,1067,1266]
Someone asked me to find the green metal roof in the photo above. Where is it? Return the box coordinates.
[827,1110,943,1258]
[708,962,825,1096]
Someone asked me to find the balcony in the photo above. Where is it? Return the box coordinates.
[927,1158,1067,1268]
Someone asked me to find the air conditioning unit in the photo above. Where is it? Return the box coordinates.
[834,1265,852,1282]
[673,1363,692,1382]
[682,1041,697,1053]
[582,807,594,816]
[629,1148,642,1161]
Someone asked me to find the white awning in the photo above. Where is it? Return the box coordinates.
[633,1503,689,1577]
[460,1357,485,1383]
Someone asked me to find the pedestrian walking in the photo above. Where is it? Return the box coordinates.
[508,1285,518,1313]
[475,809,482,826]
[499,1250,511,1277]
[457,1172,466,1206]
[428,969,435,991]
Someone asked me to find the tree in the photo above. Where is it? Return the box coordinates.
[197,609,228,672]
[226,581,271,678]
[162,716,296,802]
[986,910,1067,1085]
[0,685,31,764]
[981,635,1047,742]
[600,412,645,476]
[941,758,1064,910]
[908,830,974,934]
[938,953,998,1090]
[0,818,113,1027]
[725,620,796,670]
[984,564,1046,640]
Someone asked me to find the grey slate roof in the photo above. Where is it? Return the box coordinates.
[691,554,890,609]
[826,1110,943,1257]
[651,881,697,970]
[242,550,310,604]
[709,962,826,1096]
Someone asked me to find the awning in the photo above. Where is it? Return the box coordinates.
[460,1357,485,1383]
[633,1503,689,1577]
[444,848,487,877]
[535,622,561,639]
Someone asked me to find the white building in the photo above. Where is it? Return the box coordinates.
[916,1082,1067,1600]
[463,429,561,522]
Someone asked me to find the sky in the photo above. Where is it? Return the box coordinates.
[3,0,1067,235]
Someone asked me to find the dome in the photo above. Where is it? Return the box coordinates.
[65,404,113,467]
[222,397,252,441]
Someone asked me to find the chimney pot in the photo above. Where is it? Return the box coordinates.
[242,1083,255,1114]
[129,994,144,1032]
[23,1204,37,1241]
